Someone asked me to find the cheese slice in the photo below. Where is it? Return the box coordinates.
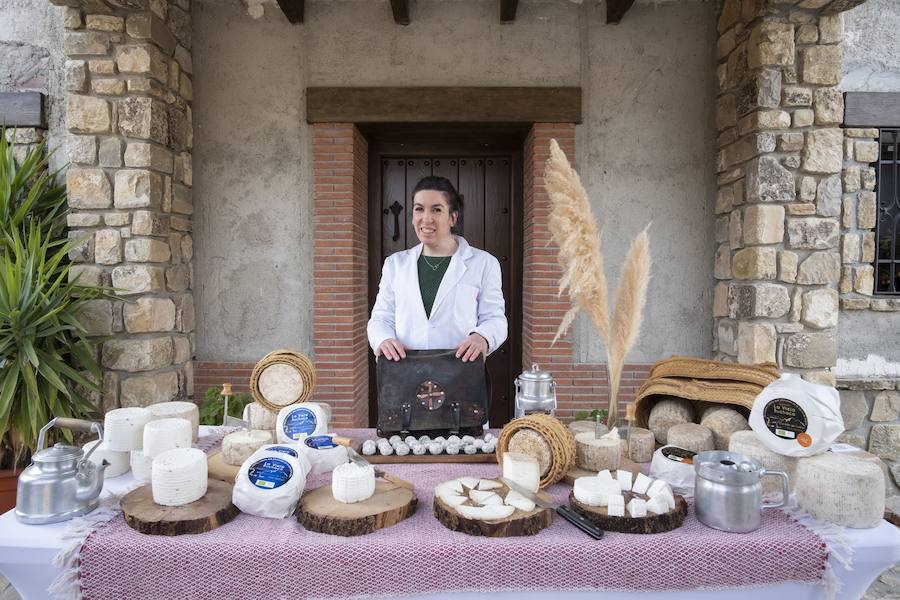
[632,472,653,495]
[502,453,540,493]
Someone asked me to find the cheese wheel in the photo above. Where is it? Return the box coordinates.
[104,407,151,452]
[502,452,540,493]
[573,476,620,506]
[794,452,885,528]
[649,445,696,496]
[332,462,376,503]
[243,402,278,432]
[258,363,304,407]
[222,430,273,466]
[152,448,208,506]
[627,427,655,462]
[143,418,193,459]
[648,397,695,444]
[667,423,715,454]
[276,403,329,443]
[568,420,608,437]
[298,435,349,475]
[130,450,154,483]
[147,401,199,442]
[574,432,621,472]
[728,430,797,496]
[232,449,306,519]
[507,429,552,476]
[700,406,750,450]
[83,439,130,478]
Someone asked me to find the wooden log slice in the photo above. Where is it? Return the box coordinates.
[297,481,417,536]
[433,482,553,537]
[569,491,688,534]
[207,451,240,483]
[122,479,239,536]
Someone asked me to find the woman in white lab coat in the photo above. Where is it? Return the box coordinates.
[367,176,508,362]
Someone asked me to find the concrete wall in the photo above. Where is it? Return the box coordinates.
[0,0,67,170]
[192,0,717,363]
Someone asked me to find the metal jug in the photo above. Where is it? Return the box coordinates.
[693,450,788,533]
[15,417,108,525]
[514,364,557,418]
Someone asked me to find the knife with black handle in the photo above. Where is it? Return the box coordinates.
[501,477,605,540]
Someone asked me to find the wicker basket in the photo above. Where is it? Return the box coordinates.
[250,349,317,411]
[496,414,576,489]
[648,356,780,387]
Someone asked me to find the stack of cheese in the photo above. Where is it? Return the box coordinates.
[734,374,884,529]
[147,401,200,442]
[233,444,311,518]
[435,477,535,520]
[573,469,675,517]
[100,407,153,480]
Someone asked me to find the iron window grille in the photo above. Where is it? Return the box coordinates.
[876,128,900,295]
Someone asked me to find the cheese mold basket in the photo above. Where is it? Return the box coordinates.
[496,414,575,488]
[250,349,317,411]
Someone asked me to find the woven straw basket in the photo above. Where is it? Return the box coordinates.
[496,413,576,489]
[250,349,317,411]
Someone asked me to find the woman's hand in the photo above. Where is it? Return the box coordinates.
[377,339,406,361]
[456,333,488,363]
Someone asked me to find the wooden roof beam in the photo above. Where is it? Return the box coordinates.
[391,0,410,25]
[275,0,303,24]
[500,0,518,22]
[606,0,635,24]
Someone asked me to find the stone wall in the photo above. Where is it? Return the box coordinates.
[53,0,195,409]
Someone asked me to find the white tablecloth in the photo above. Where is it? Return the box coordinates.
[2,426,898,600]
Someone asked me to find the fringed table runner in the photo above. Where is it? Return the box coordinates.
[72,429,829,599]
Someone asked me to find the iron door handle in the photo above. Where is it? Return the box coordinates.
[384,201,404,241]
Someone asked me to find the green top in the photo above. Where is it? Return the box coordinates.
[418,254,452,317]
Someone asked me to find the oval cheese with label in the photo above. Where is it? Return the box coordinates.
[276,403,329,443]
[232,449,307,519]
[649,445,696,496]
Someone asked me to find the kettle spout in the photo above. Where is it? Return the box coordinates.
[75,460,108,503]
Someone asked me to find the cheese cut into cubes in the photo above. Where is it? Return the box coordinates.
[596,469,615,486]
[632,472,653,495]
[152,448,208,506]
[646,494,669,515]
[650,485,676,511]
[626,498,647,518]
[332,462,376,504]
[794,452,885,528]
[616,469,633,492]
[606,493,625,517]
[647,478,670,498]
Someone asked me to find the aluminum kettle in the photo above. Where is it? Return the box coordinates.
[693,450,788,533]
[15,417,108,525]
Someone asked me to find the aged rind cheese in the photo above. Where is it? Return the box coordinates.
[666,423,715,454]
[568,420,608,437]
[700,406,750,450]
[152,448,208,506]
[276,403,329,443]
[130,450,153,483]
[508,429,553,476]
[147,401,200,442]
[502,452,541,493]
[222,430,273,466]
[648,397,695,444]
[575,432,621,472]
[243,402,278,432]
[332,462,376,504]
[627,427,655,463]
[728,430,797,496]
[794,452,885,528]
[649,445,696,496]
[104,407,151,452]
[258,362,305,407]
[83,440,130,478]
[142,418,192,459]
[233,449,306,519]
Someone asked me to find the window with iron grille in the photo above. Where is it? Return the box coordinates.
[876,129,900,295]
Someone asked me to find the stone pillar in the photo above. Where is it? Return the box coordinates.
[56,0,194,410]
[714,0,865,384]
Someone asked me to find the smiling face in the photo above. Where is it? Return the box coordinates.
[412,190,458,248]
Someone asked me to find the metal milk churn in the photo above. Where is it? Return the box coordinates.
[514,364,557,419]
[693,450,789,533]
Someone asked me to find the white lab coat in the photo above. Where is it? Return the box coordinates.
[367,236,508,356]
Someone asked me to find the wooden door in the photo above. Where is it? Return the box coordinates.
[369,144,523,429]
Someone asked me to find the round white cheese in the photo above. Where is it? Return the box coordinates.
[130,449,154,483]
[255,443,312,477]
[700,406,750,450]
[667,423,715,454]
[332,462,376,504]
[276,403,329,443]
[648,397,695,444]
[573,476,621,506]
[794,452,885,528]
[151,448,208,506]
[104,407,151,452]
[502,452,540,493]
[83,439,130,478]
[147,401,200,442]
[143,418,193,459]
[649,445,696,496]
[222,430,273,466]
[232,449,306,519]
[728,430,797,496]
[243,402,278,432]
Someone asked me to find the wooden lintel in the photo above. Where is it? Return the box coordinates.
[500,0,518,22]
[275,0,303,24]
[606,0,635,24]
[0,92,45,128]
[390,0,410,25]
[845,92,900,128]
[306,87,582,124]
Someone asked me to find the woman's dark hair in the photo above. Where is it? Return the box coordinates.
[411,175,463,217]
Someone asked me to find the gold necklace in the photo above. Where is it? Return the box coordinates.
[422,255,449,271]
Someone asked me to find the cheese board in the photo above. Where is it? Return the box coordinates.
[122,479,240,536]
[569,492,688,534]
[297,480,417,536]
[432,477,553,537]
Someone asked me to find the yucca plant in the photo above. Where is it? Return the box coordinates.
[0,130,106,469]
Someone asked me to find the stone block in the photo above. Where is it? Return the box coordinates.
[125,238,171,262]
[861,167,876,191]
[132,211,168,236]
[802,129,843,174]
[124,142,173,173]
[797,251,841,285]
[715,186,734,215]
[855,141,879,164]
[171,216,191,232]
[125,13,177,55]
[68,230,93,262]
[64,7,82,28]
[123,297,176,333]
[172,183,193,215]
[86,14,124,31]
[741,110,791,134]
[861,232,875,263]
[94,229,122,264]
[795,24,818,44]
[839,391,868,430]
[783,86,813,107]
[786,203,816,216]
[871,391,900,422]
[174,293,194,332]
[801,370,835,388]
[841,298,869,310]
[841,233,860,264]
[102,336,172,372]
[64,31,110,55]
[869,424,900,461]
[783,332,836,368]
[797,176,816,203]
[67,168,111,209]
[69,265,103,287]
[728,282,790,319]
[749,21,794,68]
[815,175,841,217]
[117,97,168,143]
[743,204,785,245]
[779,251,798,283]
[777,133,804,153]
[67,134,96,164]
[787,218,839,250]
[67,213,101,227]
[173,335,192,364]
[175,45,191,74]
[813,88,843,125]
[116,45,168,83]
[717,321,737,356]
[782,155,801,169]
[818,14,842,44]
[729,210,742,250]
[801,45,842,85]
[167,265,190,292]
[111,265,165,294]
[181,235,193,262]
[76,299,113,336]
[842,167,860,193]
[120,371,179,407]
[793,109,814,128]
[746,156,794,204]
[114,170,162,209]
[65,60,86,92]
[98,138,122,168]
[168,107,191,152]
[801,288,838,329]
[180,73,193,101]
[736,68,782,115]
[857,190,877,230]
[844,138,854,161]
[66,95,110,133]
[836,432,866,449]
[713,283,729,318]
[90,79,126,96]
[854,265,874,295]
[737,322,776,364]
[732,247,777,280]
[716,216,729,243]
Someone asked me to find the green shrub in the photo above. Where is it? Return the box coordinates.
[198,386,253,426]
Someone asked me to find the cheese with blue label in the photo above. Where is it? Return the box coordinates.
[276,403,329,443]
[232,449,307,519]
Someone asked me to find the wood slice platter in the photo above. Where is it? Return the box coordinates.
[569,492,688,534]
[563,458,641,486]
[433,481,553,537]
[207,452,240,483]
[122,479,239,536]
[297,480,417,536]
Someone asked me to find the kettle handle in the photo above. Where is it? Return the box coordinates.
[36,417,104,465]
[760,469,790,509]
